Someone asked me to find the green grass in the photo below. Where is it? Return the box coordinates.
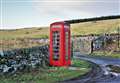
[71,19,120,36]
[72,59,90,67]
[0,27,49,40]
[0,19,119,50]
[0,19,120,40]
[0,59,91,83]
[90,51,120,58]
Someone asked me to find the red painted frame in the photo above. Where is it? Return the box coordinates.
[49,22,71,66]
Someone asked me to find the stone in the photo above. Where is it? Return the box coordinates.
[0,50,4,57]
[0,45,49,74]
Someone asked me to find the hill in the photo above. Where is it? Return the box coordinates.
[0,18,120,40]
[71,19,120,36]
[0,18,120,50]
[0,27,49,40]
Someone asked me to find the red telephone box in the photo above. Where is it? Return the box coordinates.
[49,22,71,66]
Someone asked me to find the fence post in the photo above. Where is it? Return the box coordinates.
[91,40,94,54]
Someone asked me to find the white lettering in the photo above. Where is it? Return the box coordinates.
[52,25,61,28]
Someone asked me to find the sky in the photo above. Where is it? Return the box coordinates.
[0,0,120,29]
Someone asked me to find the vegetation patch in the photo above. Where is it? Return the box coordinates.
[0,19,119,50]
[107,65,120,73]
[71,19,120,36]
[90,51,120,58]
[0,59,91,83]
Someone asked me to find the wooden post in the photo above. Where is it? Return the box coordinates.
[91,40,93,54]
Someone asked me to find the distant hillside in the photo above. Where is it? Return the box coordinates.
[71,19,120,36]
[0,27,49,39]
[0,17,120,50]
[0,18,120,40]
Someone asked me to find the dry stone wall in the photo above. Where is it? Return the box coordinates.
[0,45,49,74]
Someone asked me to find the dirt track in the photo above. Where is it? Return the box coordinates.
[62,53,120,83]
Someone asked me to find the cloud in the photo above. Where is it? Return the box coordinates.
[1,0,119,29]
[33,0,94,18]
[33,0,119,18]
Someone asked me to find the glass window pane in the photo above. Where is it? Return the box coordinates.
[52,31,60,60]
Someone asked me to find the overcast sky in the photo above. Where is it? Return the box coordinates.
[0,0,120,29]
